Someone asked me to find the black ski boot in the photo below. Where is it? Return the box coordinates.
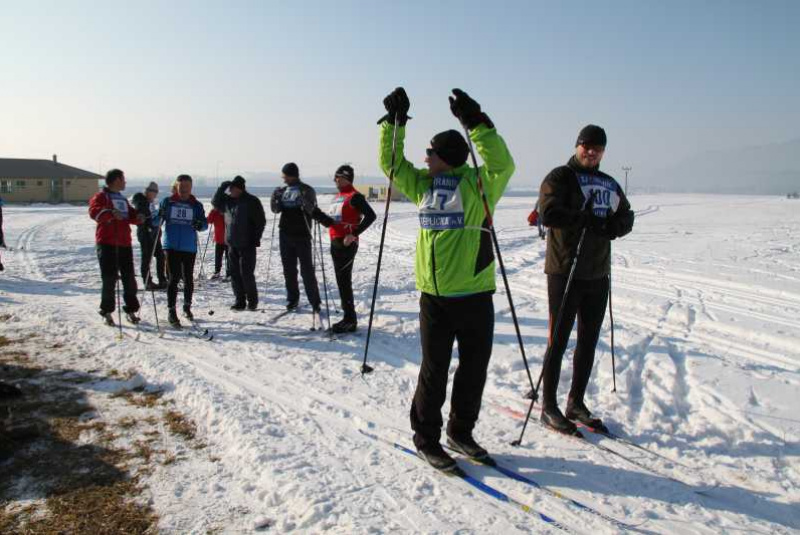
[99,310,115,326]
[565,399,608,433]
[183,306,194,321]
[125,311,141,324]
[446,434,490,462]
[286,300,299,311]
[417,443,457,472]
[330,319,357,334]
[541,405,581,437]
[230,302,246,311]
[168,308,181,328]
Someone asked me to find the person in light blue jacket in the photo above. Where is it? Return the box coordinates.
[159,174,208,327]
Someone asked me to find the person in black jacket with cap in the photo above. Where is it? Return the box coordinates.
[212,175,267,310]
[270,162,322,313]
[131,181,167,290]
[537,124,634,435]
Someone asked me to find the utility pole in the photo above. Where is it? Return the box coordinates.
[622,166,632,195]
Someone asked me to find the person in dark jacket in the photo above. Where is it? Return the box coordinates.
[0,196,5,272]
[212,175,267,310]
[88,169,145,325]
[309,164,376,333]
[131,182,167,290]
[536,124,634,435]
[160,174,208,327]
[271,163,322,313]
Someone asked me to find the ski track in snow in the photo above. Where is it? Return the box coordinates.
[1,194,798,534]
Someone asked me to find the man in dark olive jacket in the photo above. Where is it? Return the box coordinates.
[212,175,267,311]
[537,124,634,435]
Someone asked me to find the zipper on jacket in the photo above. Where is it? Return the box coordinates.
[431,232,440,296]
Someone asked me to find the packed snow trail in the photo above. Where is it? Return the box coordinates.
[0,194,797,533]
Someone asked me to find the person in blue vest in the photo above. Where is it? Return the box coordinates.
[159,174,208,327]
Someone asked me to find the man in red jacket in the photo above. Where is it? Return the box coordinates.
[207,207,230,280]
[88,169,145,325]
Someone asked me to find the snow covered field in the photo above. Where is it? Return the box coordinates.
[1,193,798,534]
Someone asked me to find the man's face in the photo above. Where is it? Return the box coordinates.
[333,175,351,191]
[282,174,297,185]
[177,180,192,201]
[425,148,451,176]
[229,186,243,199]
[575,143,605,168]
[109,174,126,192]
[145,190,157,201]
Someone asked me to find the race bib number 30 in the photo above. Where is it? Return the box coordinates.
[170,204,193,225]
[419,175,465,230]
[578,174,621,217]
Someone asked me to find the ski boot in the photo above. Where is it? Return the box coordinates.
[125,311,141,324]
[99,310,115,326]
[565,399,608,433]
[446,433,490,462]
[541,405,581,437]
[330,319,357,334]
[417,443,457,472]
[230,302,246,311]
[168,308,182,328]
[286,300,299,311]
[183,306,194,321]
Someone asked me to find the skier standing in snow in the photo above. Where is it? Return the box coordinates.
[0,195,5,271]
[131,182,167,290]
[537,125,634,435]
[308,164,376,333]
[88,169,145,325]
[160,174,208,327]
[206,206,230,280]
[378,87,515,470]
[270,163,322,313]
[211,175,266,310]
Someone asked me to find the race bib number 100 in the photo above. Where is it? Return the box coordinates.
[419,175,465,230]
[577,174,620,218]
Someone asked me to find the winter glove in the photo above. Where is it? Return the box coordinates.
[271,188,284,202]
[448,88,494,130]
[527,209,539,227]
[377,87,411,126]
[191,219,203,230]
[606,209,634,240]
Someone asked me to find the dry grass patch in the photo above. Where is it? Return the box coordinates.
[164,409,197,441]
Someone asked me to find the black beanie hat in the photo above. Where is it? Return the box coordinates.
[230,175,246,190]
[430,130,469,168]
[576,124,607,148]
[334,164,355,182]
[282,162,299,178]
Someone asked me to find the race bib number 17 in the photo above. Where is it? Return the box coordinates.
[419,175,465,230]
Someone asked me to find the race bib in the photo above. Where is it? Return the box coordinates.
[282,187,301,208]
[150,201,160,227]
[577,174,620,217]
[328,196,344,222]
[419,175,465,230]
[110,195,129,217]
[170,203,193,225]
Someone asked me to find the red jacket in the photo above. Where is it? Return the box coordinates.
[207,208,226,244]
[328,186,361,240]
[89,188,140,246]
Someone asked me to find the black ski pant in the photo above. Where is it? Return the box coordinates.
[214,243,230,277]
[331,239,358,322]
[279,232,321,309]
[166,250,196,311]
[96,244,140,314]
[139,232,166,285]
[230,245,258,308]
[541,274,609,410]
[411,292,494,451]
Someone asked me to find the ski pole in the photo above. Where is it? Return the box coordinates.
[113,224,123,340]
[361,114,399,375]
[314,218,339,314]
[609,271,617,393]
[316,221,333,334]
[264,213,277,297]
[460,123,536,397]
[513,226,588,447]
[199,221,213,281]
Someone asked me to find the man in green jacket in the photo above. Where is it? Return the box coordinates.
[378,87,515,471]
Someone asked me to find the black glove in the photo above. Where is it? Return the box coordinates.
[255,240,261,248]
[448,88,493,130]
[271,187,284,201]
[377,87,411,126]
[220,180,232,190]
[191,219,203,231]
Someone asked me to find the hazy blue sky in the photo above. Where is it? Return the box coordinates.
[2,0,798,186]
